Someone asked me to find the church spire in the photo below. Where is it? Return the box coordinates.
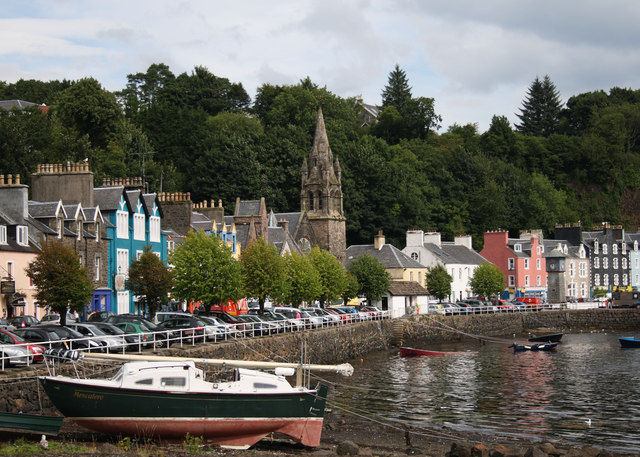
[310,106,332,163]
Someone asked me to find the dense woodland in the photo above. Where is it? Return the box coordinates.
[2,64,640,250]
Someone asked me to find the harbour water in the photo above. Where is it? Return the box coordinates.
[318,331,640,453]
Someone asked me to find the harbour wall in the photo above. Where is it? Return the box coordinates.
[2,308,639,415]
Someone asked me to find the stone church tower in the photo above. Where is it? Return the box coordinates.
[299,107,347,263]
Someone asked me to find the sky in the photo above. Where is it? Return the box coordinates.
[2,0,640,132]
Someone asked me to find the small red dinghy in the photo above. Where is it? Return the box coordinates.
[399,347,477,357]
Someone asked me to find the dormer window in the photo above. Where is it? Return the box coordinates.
[594,240,599,254]
[57,218,63,239]
[0,226,6,245]
[514,244,522,252]
[17,225,28,246]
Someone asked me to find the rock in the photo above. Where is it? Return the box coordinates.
[565,447,600,457]
[596,451,614,457]
[471,443,488,457]
[337,440,360,456]
[447,442,471,457]
[490,444,520,457]
[539,442,562,455]
[524,447,548,457]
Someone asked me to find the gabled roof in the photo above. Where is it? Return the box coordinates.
[388,281,429,296]
[423,242,486,266]
[94,186,126,212]
[191,212,213,231]
[63,203,85,221]
[28,200,66,219]
[125,190,146,215]
[346,243,425,269]
[143,193,162,218]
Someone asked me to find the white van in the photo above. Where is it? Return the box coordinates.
[272,307,306,330]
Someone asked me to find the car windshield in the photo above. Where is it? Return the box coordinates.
[96,324,125,335]
[83,325,107,336]
[7,331,25,343]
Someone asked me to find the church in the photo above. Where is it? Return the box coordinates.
[228,107,347,263]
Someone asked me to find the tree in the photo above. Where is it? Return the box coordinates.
[280,252,322,307]
[348,254,391,306]
[169,230,243,308]
[25,241,93,326]
[127,245,173,317]
[341,272,359,305]
[469,262,505,299]
[240,238,286,313]
[308,247,346,306]
[516,75,563,137]
[381,64,412,113]
[426,264,452,302]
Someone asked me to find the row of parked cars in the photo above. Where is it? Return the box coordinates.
[426,298,543,316]
[0,305,388,368]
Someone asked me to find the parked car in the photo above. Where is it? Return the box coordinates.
[13,327,67,349]
[236,314,278,336]
[87,311,116,322]
[0,343,33,368]
[153,311,193,325]
[197,316,237,340]
[304,307,339,326]
[11,315,39,328]
[454,302,473,314]
[359,306,384,319]
[271,307,306,330]
[113,322,153,349]
[37,325,101,351]
[0,318,15,330]
[326,307,351,323]
[90,322,141,349]
[426,303,446,315]
[333,306,365,321]
[193,310,247,333]
[0,328,45,362]
[105,314,174,347]
[246,310,290,332]
[66,323,127,352]
[39,312,78,325]
[157,317,207,343]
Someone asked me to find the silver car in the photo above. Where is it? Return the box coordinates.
[0,343,32,368]
[67,323,127,352]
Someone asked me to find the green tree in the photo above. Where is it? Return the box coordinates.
[126,245,173,317]
[341,272,360,305]
[426,264,452,302]
[469,262,506,299]
[25,241,93,326]
[169,230,243,308]
[308,246,346,306]
[348,254,391,306]
[240,238,286,313]
[516,75,563,137]
[381,64,412,113]
[280,252,321,307]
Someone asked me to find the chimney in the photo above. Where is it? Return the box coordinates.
[454,235,472,249]
[423,231,442,248]
[279,218,290,234]
[374,231,385,250]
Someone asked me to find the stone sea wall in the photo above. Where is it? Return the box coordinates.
[1,309,639,416]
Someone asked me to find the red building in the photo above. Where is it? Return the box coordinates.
[480,231,547,299]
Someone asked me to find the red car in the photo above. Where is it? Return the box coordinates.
[0,328,46,362]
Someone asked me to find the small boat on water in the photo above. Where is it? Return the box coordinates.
[528,333,563,343]
[40,352,353,449]
[619,337,640,348]
[399,347,477,357]
[510,342,558,352]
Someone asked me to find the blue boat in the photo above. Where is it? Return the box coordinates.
[619,337,640,348]
[510,342,558,352]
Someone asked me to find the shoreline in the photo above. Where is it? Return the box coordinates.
[2,411,635,457]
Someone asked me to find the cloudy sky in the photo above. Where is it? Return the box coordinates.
[2,0,640,132]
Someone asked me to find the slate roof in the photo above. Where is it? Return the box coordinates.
[388,281,429,296]
[346,243,424,269]
[28,201,65,219]
[272,212,301,237]
[191,212,213,231]
[236,200,261,216]
[235,223,250,249]
[94,186,125,212]
[424,242,486,265]
[142,194,162,217]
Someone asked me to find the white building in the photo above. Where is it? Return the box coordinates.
[402,230,487,302]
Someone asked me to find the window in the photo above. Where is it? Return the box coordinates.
[613,244,618,255]
[536,275,541,286]
[78,253,84,266]
[0,226,5,245]
[134,213,145,241]
[7,261,13,280]
[537,246,541,255]
[418,272,422,285]
[508,258,515,270]
[410,252,418,261]
[614,274,619,286]
[95,255,100,281]
[117,249,129,276]
[623,274,628,286]
[603,244,608,255]
[623,258,628,269]
[568,282,577,297]
[594,257,599,269]
[17,226,28,246]
[95,222,100,243]
[161,377,186,387]
[604,274,609,286]
[508,275,515,287]
[636,274,639,285]
[594,274,600,286]
[579,262,587,278]
[536,258,541,270]
[569,261,575,276]
[136,378,153,385]
[57,218,63,238]
[635,241,639,251]
[409,271,413,281]
[136,250,143,260]
[524,275,530,287]
[594,241,599,254]
[514,244,522,252]
[603,258,608,269]
[613,258,619,269]
[581,283,587,298]
[524,259,529,269]
[117,211,129,239]
[636,258,639,269]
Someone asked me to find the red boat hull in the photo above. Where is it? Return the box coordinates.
[399,347,476,357]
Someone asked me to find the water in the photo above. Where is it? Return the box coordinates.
[318,332,640,453]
